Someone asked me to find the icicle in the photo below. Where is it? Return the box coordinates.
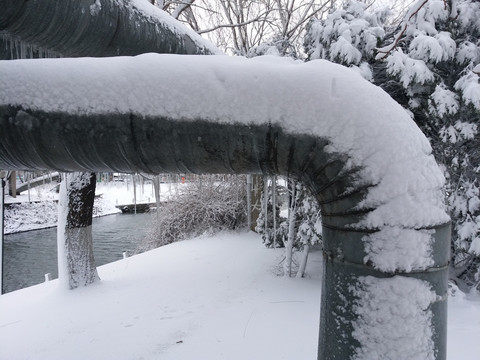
[27,172,31,203]
[20,40,26,59]
[132,174,137,214]
[9,38,13,60]
[14,39,20,59]
[154,175,161,222]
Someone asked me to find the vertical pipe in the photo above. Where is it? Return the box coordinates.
[317,222,450,360]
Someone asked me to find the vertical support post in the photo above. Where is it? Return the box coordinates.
[246,175,252,231]
[272,175,277,249]
[318,222,450,360]
[0,176,5,295]
[263,176,268,233]
[8,171,16,198]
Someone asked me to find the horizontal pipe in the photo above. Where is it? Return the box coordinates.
[0,0,219,59]
[0,54,450,359]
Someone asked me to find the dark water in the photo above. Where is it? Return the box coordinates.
[2,213,154,293]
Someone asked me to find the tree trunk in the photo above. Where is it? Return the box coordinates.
[57,172,99,290]
[284,181,296,277]
[263,176,268,233]
[296,244,309,278]
[251,175,263,231]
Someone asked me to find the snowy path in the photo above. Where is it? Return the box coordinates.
[0,233,322,359]
[0,232,478,359]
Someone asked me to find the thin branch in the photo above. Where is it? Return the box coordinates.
[197,10,271,35]
[172,0,196,19]
[473,64,480,76]
[375,0,430,60]
[286,2,330,39]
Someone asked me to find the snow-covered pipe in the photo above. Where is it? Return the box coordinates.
[0,0,219,59]
[0,54,450,359]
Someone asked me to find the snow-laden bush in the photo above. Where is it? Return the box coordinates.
[304,0,387,80]
[255,177,286,248]
[376,0,480,291]
[304,0,480,292]
[255,177,322,277]
[141,175,247,250]
[283,181,322,277]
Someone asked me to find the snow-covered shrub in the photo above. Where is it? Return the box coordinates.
[305,0,480,292]
[286,181,322,277]
[377,0,480,291]
[295,185,322,248]
[255,176,286,248]
[256,177,322,276]
[247,36,298,59]
[141,175,247,250]
[304,0,387,80]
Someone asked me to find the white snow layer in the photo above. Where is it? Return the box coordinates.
[0,54,450,271]
[352,276,438,360]
[363,227,434,273]
[0,233,478,360]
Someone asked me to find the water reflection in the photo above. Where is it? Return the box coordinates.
[3,213,153,293]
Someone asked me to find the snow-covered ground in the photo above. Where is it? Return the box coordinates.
[0,232,478,360]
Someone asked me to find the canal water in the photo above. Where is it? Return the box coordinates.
[3,212,154,294]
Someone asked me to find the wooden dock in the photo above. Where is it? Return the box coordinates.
[115,202,157,213]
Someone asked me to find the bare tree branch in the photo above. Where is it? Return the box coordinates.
[172,0,196,19]
[197,10,272,35]
[375,0,430,60]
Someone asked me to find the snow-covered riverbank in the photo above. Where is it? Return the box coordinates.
[0,232,479,360]
[3,179,186,234]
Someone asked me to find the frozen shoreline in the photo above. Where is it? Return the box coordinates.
[3,179,185,235]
